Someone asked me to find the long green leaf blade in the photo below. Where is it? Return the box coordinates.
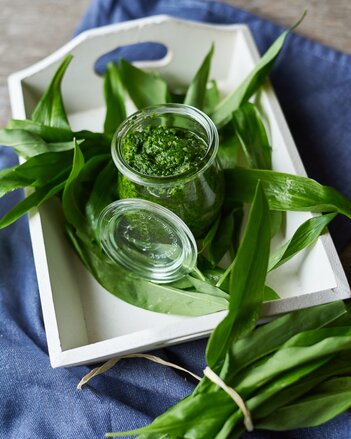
[187,275,229,300]
[225,167,351,217]
[257,377,351,430]
[0,150,73,198]
[203,80,220,115]
[106,392,233,438]
[184,44,214,110]
[211,12,306,128]
[62,141,85,230]
[235,327,351,395]
[217,127,241,170]
[103,62,126,134]
[206,182,270,367]
[0,181,65,229]
[231,103,284,237]
[207,208,242,266]
[200,215,220,255]
[85,161,117,237]
[7,120,110,148]
[221,301,347,382]
[7,119,73,142]
[253,351,351,419]
[31,54,72,129]
[232,103,272,169]
[0,126,79,161]
[263,286,280,300]
[0,166,34,197]
[215,357,331,439]
[0,128,48,158]
[201,205,242,267]
[268,212,337,271]
[119,59,169,109]
[67,230,228,316]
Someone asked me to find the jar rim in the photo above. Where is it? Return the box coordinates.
[111,104,219,186]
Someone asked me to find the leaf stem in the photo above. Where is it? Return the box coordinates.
[192,266,207,281]
[215,260,234,288]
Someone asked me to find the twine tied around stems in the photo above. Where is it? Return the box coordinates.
[203,366,253,432]
[78,354,253,432]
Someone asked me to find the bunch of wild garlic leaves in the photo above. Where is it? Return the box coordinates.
[0,17,350,317]
[107,185,351,438]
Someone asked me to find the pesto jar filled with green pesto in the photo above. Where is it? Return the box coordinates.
[111,104,224,238]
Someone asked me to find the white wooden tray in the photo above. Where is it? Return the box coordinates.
[8,16,350,367]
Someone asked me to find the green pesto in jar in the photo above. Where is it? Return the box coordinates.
[118,124,224,238]
[121,126,208,177]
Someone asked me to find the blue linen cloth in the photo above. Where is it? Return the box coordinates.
[0,0,351,438]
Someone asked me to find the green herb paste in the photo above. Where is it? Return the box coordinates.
[122,126,208,177]
[118,125,224,237]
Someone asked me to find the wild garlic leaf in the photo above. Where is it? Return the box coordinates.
[234,326,351,396]
[66,228,228,316]
[187,275,229,300]
[184,44,214,110]
[221,301,347,382]
[200,215,220,254]
[327,302,351,327]
[103,62,126,135]
[216,357,331,439]
[268,212,337,271]
[65,223,96,273]
[247,357,331,413]
[0,150,73,198]
[7,119,72,142]
[45,141,78,152]
[203,268,277,301]
[256,377,351,431]
[0,128,49,158]
[31,54,72,130]
[206,182,270,367]
[0,166,35,197]
[0,147,75,228]
[232,103,272,170]
[0,180,65,229]
[217,124,241,170]
[62,143,109,233]
[263,285,280,300]
[7,119,111,148]
[202,206,242,267]
[224,354,351,438]
[231,103,284,237]
[225,167,351,218]
[62,141,86,230]
[253,351,351,420]
[203,79,220,115]
[106,392,233,438]
[85,161,117,238]
[119,58,170,109]
[0,127,80,159]
[270,210,283,237]
[207,210,235,266]
[211,12,306,128]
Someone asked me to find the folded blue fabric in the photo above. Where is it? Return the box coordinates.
[1,1,351,438]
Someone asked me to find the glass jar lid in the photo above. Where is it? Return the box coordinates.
[97,199,197,283]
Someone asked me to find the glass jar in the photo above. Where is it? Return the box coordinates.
[111,104,224,238]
